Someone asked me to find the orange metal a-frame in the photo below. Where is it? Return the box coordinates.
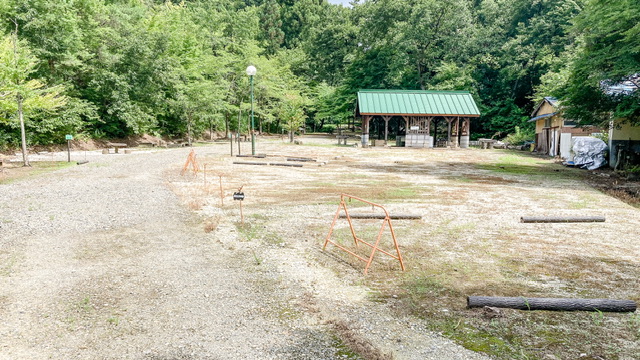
[181,149,200,176]
[323,194,405,274]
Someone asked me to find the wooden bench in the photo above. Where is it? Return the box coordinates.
[107,142,127,153]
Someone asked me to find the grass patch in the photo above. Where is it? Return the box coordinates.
[235,219,283,245]
[304,180,421,204]
[475,152,581,180]
[365,252,640,359]
[0,252,21,276]
[0,161,76,184]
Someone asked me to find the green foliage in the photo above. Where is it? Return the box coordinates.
[560,0,640,126]
[0,32,67,153]
[0,0,627,148]
[503,126,534,145]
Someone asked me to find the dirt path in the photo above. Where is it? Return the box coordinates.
[0,144,488,359]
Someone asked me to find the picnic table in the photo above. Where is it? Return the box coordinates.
[107,142,128,153]
[478,138,497,149]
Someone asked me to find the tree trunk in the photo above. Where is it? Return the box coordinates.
[187,113,193,147]
[18,94,30,167]
[226,113,233,156]
[467,296,636,313]
[520,216,605,223]
[225,112,229,137]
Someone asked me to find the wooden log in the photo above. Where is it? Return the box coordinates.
[286,157,317,162]
[467,296,637,313]
[232,161,268,166]
[236,154,267,158]
[339,213,422,220]
[269,163,303,168]
[520,216,605,223]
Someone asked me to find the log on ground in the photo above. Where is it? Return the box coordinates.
[232,161,268,166]
[286,157,317,162]
[467,296,636,312]
[236,154,267,158]
[520,216,605,223]
[339,213,422,220]
[269,163,303,168]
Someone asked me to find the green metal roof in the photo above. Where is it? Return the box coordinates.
[357,90,480,117]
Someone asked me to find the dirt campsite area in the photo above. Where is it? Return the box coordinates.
[1,135,639,359]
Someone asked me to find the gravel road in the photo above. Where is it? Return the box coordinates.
[0,145,490,359]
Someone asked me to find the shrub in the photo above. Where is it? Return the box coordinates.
[503,126,534,145]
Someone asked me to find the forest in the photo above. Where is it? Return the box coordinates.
[0,0,638,149]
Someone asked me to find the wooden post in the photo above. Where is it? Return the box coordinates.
[433,118,438,147]
[204,164,208,192]
[219,175,224,206]
[451,117,459,148]
[361,115,371,147]
[237,132,241,155]
[383,116,392,142]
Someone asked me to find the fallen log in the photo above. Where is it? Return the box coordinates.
[520,216,605,223]
[467,296,637,313]
[232,161,268,166]
[286,157,317,162]
[236,154,267,158]
[269,163,303,168]
[339,213,422,220]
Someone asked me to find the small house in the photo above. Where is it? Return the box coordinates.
[605,77,640,168]
[608,120,640,168]
[529,97,601,160]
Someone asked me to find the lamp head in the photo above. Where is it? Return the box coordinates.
[246,65,257,76]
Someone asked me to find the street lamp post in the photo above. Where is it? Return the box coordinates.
[246,65,257,155]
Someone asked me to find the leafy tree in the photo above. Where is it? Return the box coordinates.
[258,0,284,55]
[561,0,640,126]
[0,31,66,165]
[279,90,308,142]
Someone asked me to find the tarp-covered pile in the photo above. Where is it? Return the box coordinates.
[572,137,608,170]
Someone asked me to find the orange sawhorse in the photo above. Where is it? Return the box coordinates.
[323,194,405,274]
[181,149,200,176]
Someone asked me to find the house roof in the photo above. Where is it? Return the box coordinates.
[528,112,557,123]
[531,97,559,117]
[357,90,480,117]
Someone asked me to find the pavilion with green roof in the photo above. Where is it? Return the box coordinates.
[355,90,480,148]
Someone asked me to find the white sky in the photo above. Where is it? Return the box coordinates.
[327,0,353,7]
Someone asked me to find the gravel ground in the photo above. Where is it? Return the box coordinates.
[0,144,489,359]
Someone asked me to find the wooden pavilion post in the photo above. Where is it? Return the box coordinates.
[361,115,371,147]
[447,118,452,146]
[460,117,471,148]
[382,116,392,143]
[450,117,459,148]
